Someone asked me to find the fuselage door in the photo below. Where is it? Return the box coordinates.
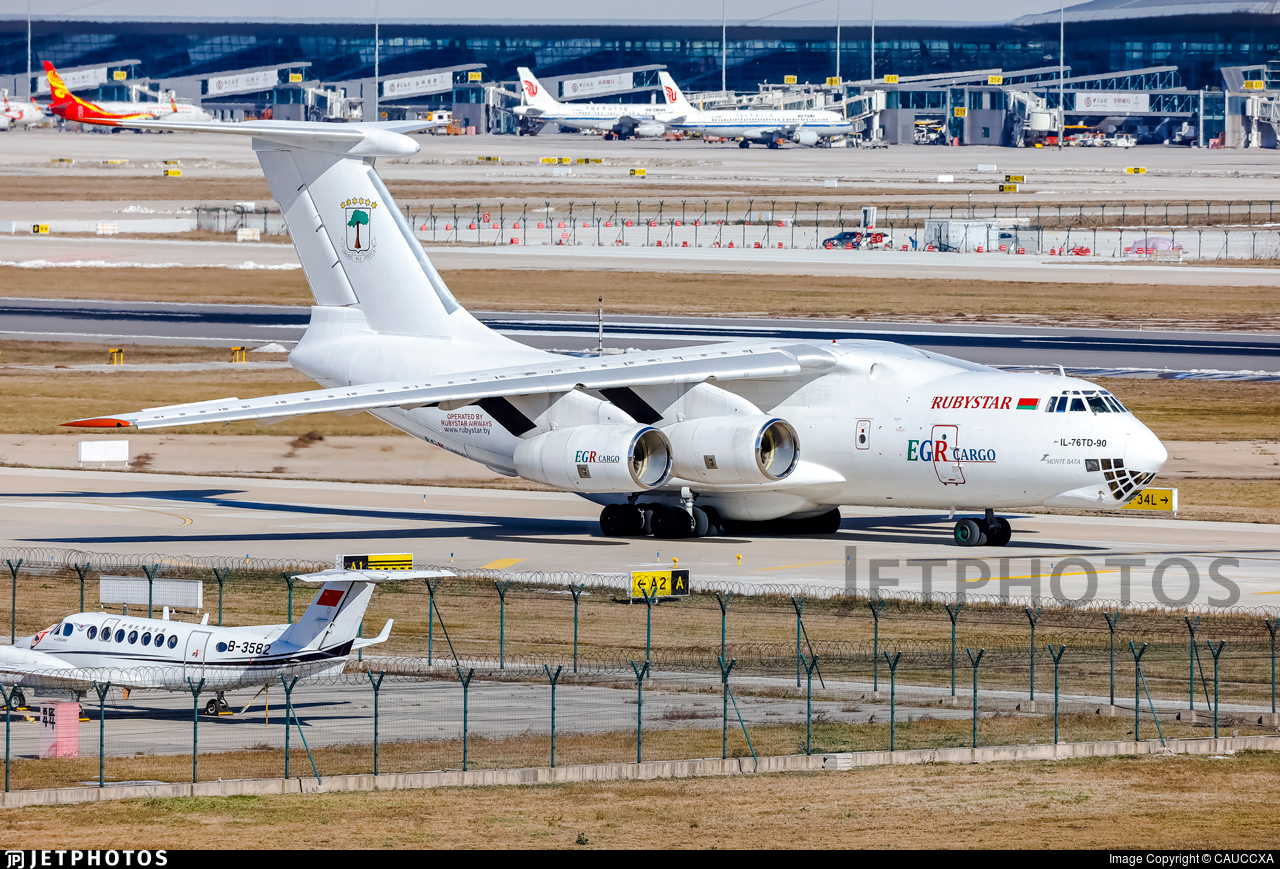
[931,424,965,485]
[856,419,871,450]
[184,631,211,682]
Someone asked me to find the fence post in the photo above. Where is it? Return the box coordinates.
[719,655,735,759]
[0,684,11,792]
[1266,617,1278,714]
[1103,611,1123,706]
[456,666,474,771]
[715,591,732,662]
[801,653,820,755]
[74,562,90,613]
[426,577,441,665]
[945,602,962,696]
[791,595,807,687]
[1184,616,1200,709]
[282,572,297,623]
[967,647,985,747]
[1048,644,1066,745]
[1130,641,1148,741]
[186,677,204,783]
[544,665,562,768]
[639,584,655,667]
[868,599,885,691]
[5,559,21,644]
[211,567,229,626]
[630,660,650,763]
[367,670,385,775]
[494,580,511,670]
[884,651,902,752]
[1025,606,1041,701]
[1205,640,1225,739]
[93,680,109,787]
[569,583,585,673]
[280,674,320,784]
[142,564,160,619]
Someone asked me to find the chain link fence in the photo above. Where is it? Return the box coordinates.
[2,547,1278,793]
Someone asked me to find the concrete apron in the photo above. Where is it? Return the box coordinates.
[3,735,1276,808]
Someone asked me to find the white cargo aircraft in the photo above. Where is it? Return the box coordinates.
[512,67,669,139]
[0,569,429,711]
[64,118,1167,548]
[657,71,852,147]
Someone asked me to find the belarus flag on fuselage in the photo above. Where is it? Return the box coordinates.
[1017,397,1039,410]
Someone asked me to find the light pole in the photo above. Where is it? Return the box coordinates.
[870,0,876,82]
[835,0,841,82]
[373,0,380,121]
[1058,0,1064,150]
[722,0,727,93]
[26,0,31,101]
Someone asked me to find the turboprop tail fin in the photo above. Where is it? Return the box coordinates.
[278,569,452,653]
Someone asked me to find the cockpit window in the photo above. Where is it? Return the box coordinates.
[62,623,73,637]
[1086,395,1110,413]
[1070,398,1086,412]
[1051,390,1130,414]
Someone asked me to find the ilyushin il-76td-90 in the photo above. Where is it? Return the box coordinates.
[64,118,1167,549]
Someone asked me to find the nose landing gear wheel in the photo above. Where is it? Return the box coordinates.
[953,518,987,547]
[739,139,750,148]
[9,689,25,710]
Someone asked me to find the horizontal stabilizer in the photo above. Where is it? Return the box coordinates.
[117,119,444,157]
[353,619,394,650]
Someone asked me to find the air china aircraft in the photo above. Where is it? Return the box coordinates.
[0,569,423,712]
[0,91,45,129]
[513,67,670,139]
[42,61,212,125]
[658,71,852,148]
[63,118,1167,548]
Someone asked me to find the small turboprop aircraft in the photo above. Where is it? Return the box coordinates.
[0,569,440,713]
[63,118,1167,548]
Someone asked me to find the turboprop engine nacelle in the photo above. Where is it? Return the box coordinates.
[514,424,672,493]
[793,129,819,146]
[634,121,665,137]
[665,415,799,485]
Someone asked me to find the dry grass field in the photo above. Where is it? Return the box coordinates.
[2,752,1278,848]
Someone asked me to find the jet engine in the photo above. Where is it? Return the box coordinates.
[664,415,799,484]
[793,130,819,146]
[633,121,666,137]
[514,424,672,493]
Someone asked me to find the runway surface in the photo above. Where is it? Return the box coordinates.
[5,296,1279,372]
[2,467,1276,609]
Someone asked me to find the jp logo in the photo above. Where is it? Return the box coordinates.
[340,197,378,261]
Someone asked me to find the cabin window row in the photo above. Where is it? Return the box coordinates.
[75,624,179,648]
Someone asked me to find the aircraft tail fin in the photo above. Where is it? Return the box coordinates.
[517,67,560,111]
[277,569,450,653]
[42,61,148,126]
[659,71,696,115]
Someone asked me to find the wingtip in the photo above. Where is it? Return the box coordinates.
[61,418,133,429]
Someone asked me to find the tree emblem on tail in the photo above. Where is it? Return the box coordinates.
[340,197,378,261]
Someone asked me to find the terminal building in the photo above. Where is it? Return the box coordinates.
[3,0,1280,146]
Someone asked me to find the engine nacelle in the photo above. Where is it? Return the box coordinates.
[514,424,672,493]
[665,415,799,485]
[633,121,665,138]
[794,129,819,146]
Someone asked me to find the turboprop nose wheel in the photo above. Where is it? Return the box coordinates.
[203,692,231,716]
[953,510,1012,547]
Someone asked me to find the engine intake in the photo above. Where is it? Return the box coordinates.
[665,415,799,484]
[633,121,665,138]
[514,424,672,493]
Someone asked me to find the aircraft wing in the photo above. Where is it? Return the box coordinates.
[65,343,835,431]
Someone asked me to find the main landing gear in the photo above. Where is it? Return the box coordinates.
[203,692,231,715]
[600,502,842,539]
[953,508,1012,547]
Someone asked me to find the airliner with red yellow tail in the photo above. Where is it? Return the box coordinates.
[42,61,212,125]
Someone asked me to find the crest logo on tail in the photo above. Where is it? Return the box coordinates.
[664,86,677,103]
[523,79,538,97]
[340,197,378,261]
